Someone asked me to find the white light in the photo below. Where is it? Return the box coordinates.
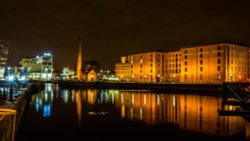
[8,76,14,81]
[48,73,52,79]
[44,53,51,56]
[20,76,26,80]
[42,73,46,79]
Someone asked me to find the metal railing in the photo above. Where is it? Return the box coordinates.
[0,108,17,141]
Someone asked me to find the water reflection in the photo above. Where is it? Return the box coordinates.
[29,84,247,139]
[31,83,55,118]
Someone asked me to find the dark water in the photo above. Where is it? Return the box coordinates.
[16,83,250,141]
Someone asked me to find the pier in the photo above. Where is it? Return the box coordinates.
[51,80,224,94]
[218,82,250,116]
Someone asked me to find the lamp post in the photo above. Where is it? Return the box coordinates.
[8,75,14,101]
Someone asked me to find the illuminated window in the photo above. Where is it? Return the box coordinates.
[140,59,143,63]
[200,67,203,72]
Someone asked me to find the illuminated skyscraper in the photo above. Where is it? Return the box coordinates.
[0,40,9,78]
[76,37,83,80]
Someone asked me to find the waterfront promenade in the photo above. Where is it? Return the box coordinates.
[51,80,223,94]
[0,81,42,141]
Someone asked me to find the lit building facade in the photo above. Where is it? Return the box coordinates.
[115,56,130,81]
[62,67,75,80]
[165,51,181,83]
[180,43,250,83]
[127,51,167,83]
[115,43,250,83]
[20,52,53,80]
[0,41,9,78]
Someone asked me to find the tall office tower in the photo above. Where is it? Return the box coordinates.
[0,40,9,79]
[76,37,83,80]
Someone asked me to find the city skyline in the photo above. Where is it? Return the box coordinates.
[0,0,250,70]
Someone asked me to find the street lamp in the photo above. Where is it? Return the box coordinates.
[8,75,15,101]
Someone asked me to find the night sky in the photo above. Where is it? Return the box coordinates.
[0,0,250,71]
